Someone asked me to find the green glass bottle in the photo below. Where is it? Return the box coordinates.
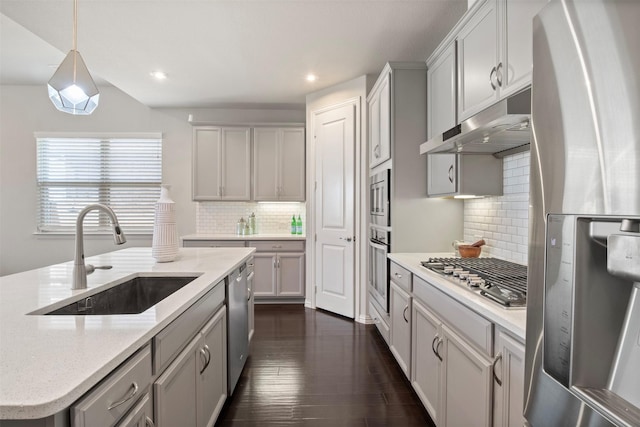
[296,215,302,235]
[291,215,296,234]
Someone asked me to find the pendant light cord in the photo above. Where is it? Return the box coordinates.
[73,0,77,51]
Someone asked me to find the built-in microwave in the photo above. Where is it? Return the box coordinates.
[370,169,390,227]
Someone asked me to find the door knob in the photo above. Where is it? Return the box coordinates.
[340,237,353,242]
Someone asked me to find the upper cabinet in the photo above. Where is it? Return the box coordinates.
[193,127,251,201]
[368,72,391,168]
[457,0,547,121]
[193,125,305,202]
[253,127,305,201]
[427,41,457,140]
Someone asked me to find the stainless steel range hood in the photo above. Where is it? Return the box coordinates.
[420,89,531,158]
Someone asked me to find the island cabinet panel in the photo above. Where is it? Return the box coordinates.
[71,345,153,427]
[153,282,225,375]
[154,306,227,427]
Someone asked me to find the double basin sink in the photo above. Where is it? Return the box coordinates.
[32,275,199,316]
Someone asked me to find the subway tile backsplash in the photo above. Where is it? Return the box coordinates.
[463,152,530,265]
[197,202,306,234]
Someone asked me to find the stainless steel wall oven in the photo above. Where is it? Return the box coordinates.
[370,170,390,227]
[369,226,390,313]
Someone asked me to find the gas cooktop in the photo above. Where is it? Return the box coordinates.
[420,257,528,308]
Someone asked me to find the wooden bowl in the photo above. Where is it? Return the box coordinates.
[458,245,481,258]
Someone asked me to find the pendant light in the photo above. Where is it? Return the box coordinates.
[47,0,99,115]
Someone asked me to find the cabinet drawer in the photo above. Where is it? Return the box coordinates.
[183,240,246,248]
[153,281,225,374]
[369,301,390,345]
[413,275,493,356]
[248,240,304,252]
[72,345,153,427]
[390,262,412,292]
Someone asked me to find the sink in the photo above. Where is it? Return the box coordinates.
[41,276,199,315]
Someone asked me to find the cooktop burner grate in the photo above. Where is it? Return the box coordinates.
[420,257,528,308]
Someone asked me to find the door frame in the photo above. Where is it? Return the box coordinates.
[306,96,364,320]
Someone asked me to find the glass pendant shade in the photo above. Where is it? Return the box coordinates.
[48,49,99,115]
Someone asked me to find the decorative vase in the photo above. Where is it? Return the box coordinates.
[152,185,179,262]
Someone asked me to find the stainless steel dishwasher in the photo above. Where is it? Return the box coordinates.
[227,263,249,395]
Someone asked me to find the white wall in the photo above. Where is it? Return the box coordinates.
[0,84,304,276]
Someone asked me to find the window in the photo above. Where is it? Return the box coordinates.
[36,133,162,234]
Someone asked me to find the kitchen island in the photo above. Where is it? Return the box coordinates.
[0,247,254,423]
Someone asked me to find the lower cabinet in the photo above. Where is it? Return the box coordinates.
[247,258,255,342]
[389,281,412,378]
[493,328,525,427]
[154,306,227,427]
[249,241,305,298]
[411,296,493,427]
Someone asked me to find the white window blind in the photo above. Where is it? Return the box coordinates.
[36,135,162,234]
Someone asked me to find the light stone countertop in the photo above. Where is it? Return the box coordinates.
[181,233,306,241]
[388,253,526,341]
[0,246,255,420]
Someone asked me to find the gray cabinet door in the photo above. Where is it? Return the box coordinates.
[193,128,222,200]
[390,281,412,378]
[154,336,200,427]
[198,308,227,427]
[427,154,457,196]
[441,324,492,427]
[277,252,305,297]
[253,128,280,201]
[492,329,525,427]
[427,41,457,139]
[279,128,305,201]
[220,128,251,200]
[498,0,548,98]
[411,299,442,425]
[252,252,277,297]
[458,0,499,121]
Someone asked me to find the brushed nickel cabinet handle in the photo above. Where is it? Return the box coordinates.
[146,417,155,427]
[431,335,442,361]
[402,305,409,323]
[108,382,138,410]
[492,352,503,386]
[448,165,454,183]
[200,345,211,374]
[496,62,503,87]
[490,66,497,90]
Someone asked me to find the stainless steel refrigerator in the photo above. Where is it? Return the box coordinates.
[526,1,640,426]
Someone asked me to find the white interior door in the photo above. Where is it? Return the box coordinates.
[313,103,355,318]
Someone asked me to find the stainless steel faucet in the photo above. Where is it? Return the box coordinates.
[73,204,127,290]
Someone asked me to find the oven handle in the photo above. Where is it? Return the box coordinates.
[369,239,388,251]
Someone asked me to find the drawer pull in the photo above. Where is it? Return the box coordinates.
[492,352,503,386]
[146,416,155,427]
[108,382,138,410]
[395,272,402,279]
[247,289,252,301]
[402,305,409,323]
[272,245,283,249]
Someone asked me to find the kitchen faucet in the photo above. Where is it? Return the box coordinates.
[73,204,127,290]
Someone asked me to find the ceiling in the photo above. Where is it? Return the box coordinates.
[0,0,467,109]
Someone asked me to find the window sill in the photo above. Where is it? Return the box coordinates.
[33,232,152,239]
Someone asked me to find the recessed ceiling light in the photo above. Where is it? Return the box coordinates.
[306,74,318,82]
[150,71,168,80]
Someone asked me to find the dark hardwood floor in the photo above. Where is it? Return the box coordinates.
[216,304,435,427]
